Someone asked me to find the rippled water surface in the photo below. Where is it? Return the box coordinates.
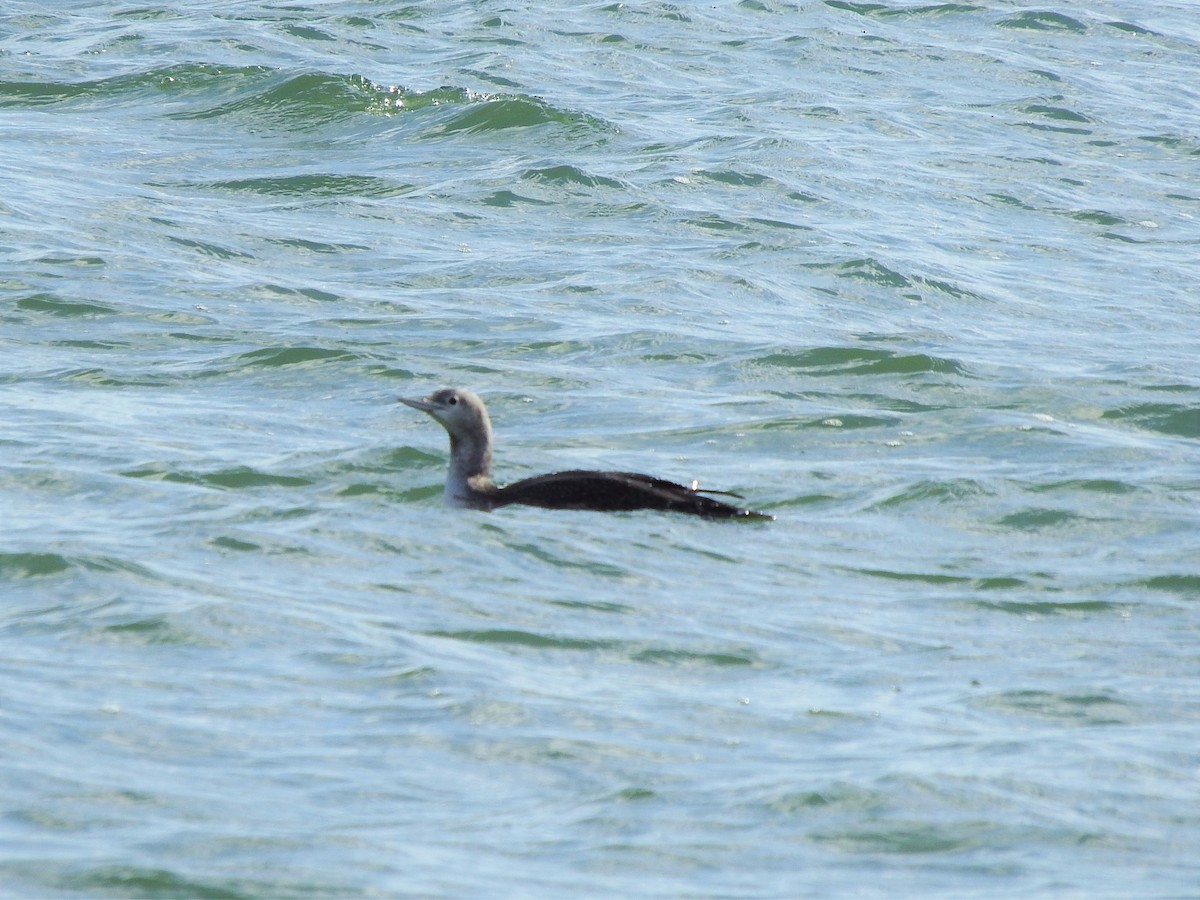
[3,2,1199,896]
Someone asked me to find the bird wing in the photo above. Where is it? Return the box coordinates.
[494,470,771,520]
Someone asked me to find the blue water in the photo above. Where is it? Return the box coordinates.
[3,2,1199,896]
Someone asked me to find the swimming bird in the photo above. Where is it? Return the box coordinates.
[400,388,771,520]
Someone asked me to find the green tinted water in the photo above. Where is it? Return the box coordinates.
[3,2,1199,896]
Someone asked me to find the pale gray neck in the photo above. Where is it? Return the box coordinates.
[444,424,496,507]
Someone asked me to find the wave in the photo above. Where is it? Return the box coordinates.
[0,63,271,108]
[750,346,969,377]
[1,64,609,138]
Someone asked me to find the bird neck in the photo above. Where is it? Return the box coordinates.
[445,429,496,506]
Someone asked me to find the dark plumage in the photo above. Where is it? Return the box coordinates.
[399,388,771,521]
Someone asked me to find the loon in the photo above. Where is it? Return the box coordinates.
[400,388,771,520]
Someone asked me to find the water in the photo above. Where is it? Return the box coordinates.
[3,1,1199,896]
